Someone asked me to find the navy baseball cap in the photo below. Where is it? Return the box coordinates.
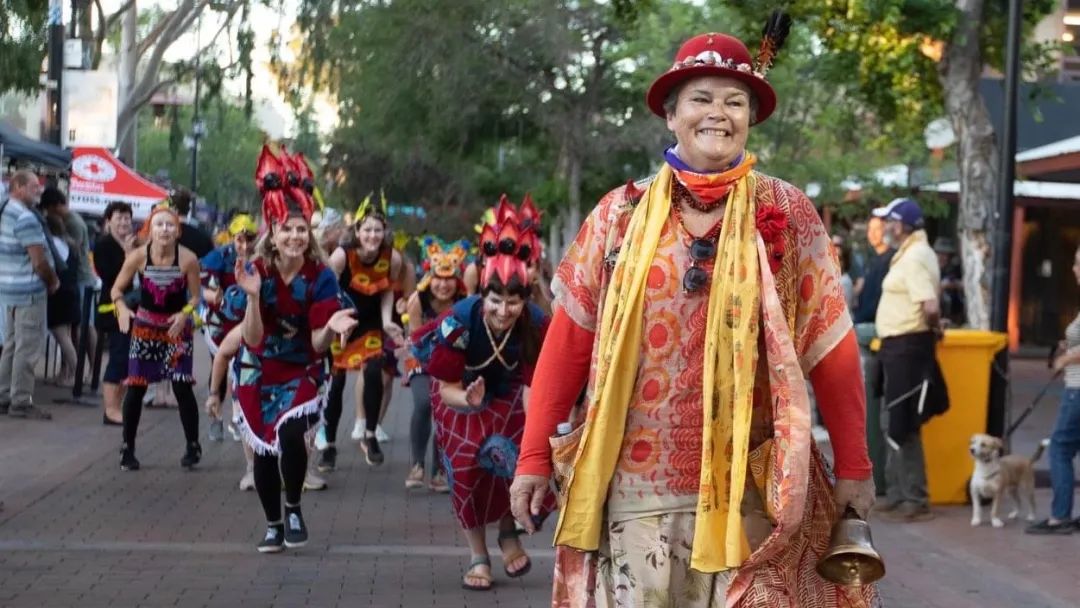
[872,198,924,228]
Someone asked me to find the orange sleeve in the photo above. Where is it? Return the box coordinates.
[808,329,873,480]
[516,308,594,477]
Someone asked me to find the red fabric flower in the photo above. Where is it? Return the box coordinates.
[756,205,788,274]
[756,205,788,242]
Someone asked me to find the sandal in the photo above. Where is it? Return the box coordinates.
[461,556,493,591]
[497,529,532,578]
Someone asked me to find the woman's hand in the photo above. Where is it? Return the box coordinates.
[327,308,358,336]
[510,474,550,534]
[385,321,404,344]
[394,297,408,315]
[205,394,221,418]
[167,312,189,338]
[464,376,486,408]
[1053,352,1072,374]
[835,477,876,520]
[116,304,133,334]
[234,259,261,296]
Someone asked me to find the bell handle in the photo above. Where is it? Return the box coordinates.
[842,504,861,520]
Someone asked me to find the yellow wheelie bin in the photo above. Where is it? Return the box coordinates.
[922,329,1008,504]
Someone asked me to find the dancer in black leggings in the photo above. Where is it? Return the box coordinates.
[321,195,404,469]
[110,205,202,471]
[225,145,356,553]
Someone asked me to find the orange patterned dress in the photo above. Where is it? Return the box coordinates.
[548,174,880,607]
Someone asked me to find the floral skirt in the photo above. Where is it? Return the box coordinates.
[126,308,194,386]
[331,328,399,375]
[232,345,328,455]
[431,380,556,529]
[550,448,882,608]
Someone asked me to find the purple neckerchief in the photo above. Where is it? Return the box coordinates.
[663,145,744,174]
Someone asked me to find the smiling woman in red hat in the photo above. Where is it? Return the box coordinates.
[509,17,880,607]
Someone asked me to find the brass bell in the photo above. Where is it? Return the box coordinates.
[816,505,885,586]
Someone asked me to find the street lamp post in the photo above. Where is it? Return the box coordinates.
[190,15,203,194]
[46,0,65,146]
[988,0,1023,440]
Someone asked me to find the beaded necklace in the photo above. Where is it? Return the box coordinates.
[670,198,724,241]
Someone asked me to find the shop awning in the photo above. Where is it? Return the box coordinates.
[0,121,72,168]
[68,147,168,219]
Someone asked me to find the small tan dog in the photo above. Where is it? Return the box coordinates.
[969,433,1046,528]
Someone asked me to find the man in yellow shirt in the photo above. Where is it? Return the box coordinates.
[874,198,948,522]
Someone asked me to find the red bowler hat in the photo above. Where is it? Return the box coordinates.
[646,33,778,124]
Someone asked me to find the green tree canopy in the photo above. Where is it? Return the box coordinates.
[289,0,922,243]
[1,1,48,94]
[137,100,268,215]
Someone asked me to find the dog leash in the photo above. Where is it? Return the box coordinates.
[1004,370,1062,439]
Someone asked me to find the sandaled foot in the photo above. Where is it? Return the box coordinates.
[462,556,493,591]
[497,530,532,578]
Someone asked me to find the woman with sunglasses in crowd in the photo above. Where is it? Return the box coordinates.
[509,25,878,606]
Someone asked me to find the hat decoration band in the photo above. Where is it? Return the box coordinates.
[672,51,757,76]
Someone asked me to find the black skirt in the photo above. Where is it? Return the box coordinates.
[47,287,82,328]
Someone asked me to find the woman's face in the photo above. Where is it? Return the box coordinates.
[483,290,525,332]
[273,217,311,261]
[430,276,458,302]
[108,212,133,239]
[150,212,180,245]
[666,76,753,171]
[1073,248,1080,285]
[233,232,255,259]
[355,217,386,253]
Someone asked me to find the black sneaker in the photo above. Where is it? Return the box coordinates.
[284,508,308,547]
[1025,519,1075,535]
[180,441,202,470]
[120,444,140,471]
[361,435,384,466]
[257,524,285,553]
[317,446,337,473]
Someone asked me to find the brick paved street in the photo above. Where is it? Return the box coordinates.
[0,352,1077,607]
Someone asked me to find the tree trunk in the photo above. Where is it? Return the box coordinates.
[115,0,205,164]
[117,1,138,163]
[548,215,563,266]
[939,0,996,330]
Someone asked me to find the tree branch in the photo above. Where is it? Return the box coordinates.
[124,0,207,115]
[92,0,134,69]
[136,10,177,59]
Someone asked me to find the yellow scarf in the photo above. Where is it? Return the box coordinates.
[554,158,761,572]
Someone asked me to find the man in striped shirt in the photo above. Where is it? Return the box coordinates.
[0,170,59,420]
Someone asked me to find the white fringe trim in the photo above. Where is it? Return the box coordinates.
[233,393,325,456]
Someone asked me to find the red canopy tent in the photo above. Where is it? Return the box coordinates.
[68,147,168,220]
